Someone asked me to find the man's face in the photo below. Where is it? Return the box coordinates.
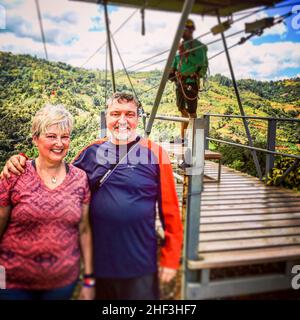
[183,27,194,40]
[106,99,138,144]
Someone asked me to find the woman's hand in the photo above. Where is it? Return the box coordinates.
[78,286,95,300]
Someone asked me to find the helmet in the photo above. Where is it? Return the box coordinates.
[185,19,195,30]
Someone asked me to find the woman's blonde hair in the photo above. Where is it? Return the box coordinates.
[31,104,73,137]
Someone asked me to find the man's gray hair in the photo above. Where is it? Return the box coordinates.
[106,92,141,113]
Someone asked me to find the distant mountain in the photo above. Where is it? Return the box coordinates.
[211,74,300,104]
[1,51,299,187]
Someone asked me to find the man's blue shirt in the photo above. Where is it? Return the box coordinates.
[73,138,160,278]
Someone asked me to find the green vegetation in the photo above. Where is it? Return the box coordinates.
[0,52,299,190]
[267,157,300,191]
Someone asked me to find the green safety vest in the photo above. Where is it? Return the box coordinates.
[172,39,208,83]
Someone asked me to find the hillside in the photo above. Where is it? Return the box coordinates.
[0,51,299,188]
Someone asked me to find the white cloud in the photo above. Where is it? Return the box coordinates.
[210,41,300,80]
[0,0,299,81]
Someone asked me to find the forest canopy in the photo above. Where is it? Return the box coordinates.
[0,51,299,189]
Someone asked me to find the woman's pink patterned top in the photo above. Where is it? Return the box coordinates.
[0,161,91,290]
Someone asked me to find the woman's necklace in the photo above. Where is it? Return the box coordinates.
[51,176,57,184]
[36,159,63,185]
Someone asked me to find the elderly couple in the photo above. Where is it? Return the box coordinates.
[0,92,183,300]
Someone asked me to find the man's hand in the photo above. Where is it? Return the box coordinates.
[168,69,176,82]
[78,286,95,300]
[0,154,27,179]
[159,267,177,283]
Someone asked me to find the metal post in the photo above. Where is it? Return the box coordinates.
[217,12,263,180]
[265,119,276,180]
[103,1,116,93]
[204,114,210,150]
[100,110,107,138]
[145,0,195,136]
[142,114,146,131]
[182,118,205,299]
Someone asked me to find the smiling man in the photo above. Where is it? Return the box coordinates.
[1,93,183,300]
[72,92,183,300]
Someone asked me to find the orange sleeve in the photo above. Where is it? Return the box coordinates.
[71,138,108,164]
[140,139,183,269]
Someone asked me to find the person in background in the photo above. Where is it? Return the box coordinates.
[0,104,94,300]
[169,18,208,142]
[2,93,183,300]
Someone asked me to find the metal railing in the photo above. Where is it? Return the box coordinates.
[100,110,300,181]
[203,113,300,180]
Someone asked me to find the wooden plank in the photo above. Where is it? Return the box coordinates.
[203,189,297,195]
[201,206,300,216]
[201,212,300,223]
[202,196,300,202]
[201,201,300,211]
[203,183,265,189]
[203,184,266,189]
[202,189,293,195]
[188,245,300,269]
[202,193,300,200]
[200,226,300,241]
[204,178,262,183]
[204,173,249,177]
[199,235,300,253]
[204,178,259,183]
[203,185,279,190]
[167,147,221,159]
[200,219,300,232]
[205,152,222,160]
[204,170,250,176]
[204,178,258,183]
[204,169,250,174]
[201,197,300,205]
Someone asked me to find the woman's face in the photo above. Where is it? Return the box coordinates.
[33,124,70,164]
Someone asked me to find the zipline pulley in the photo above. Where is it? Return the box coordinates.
[211,17,232,35]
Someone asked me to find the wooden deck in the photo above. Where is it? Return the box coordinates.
[175,160,300,270]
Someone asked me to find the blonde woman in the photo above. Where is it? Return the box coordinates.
[0,104,94,300]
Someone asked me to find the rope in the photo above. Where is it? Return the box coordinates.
[80,8,139,68]
[111,34,140,102]
[131,29,244,73]
[104,43,108,103]
[208,42,239,61]
[178,78,199,101]
[137,9,294,96]
[35,0,48,60]
[126,2,286,73]
[127,30,212,71]
[176,44,199,101]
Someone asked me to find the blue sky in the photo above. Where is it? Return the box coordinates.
[252,1,300,44]
[0,0,299,80]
